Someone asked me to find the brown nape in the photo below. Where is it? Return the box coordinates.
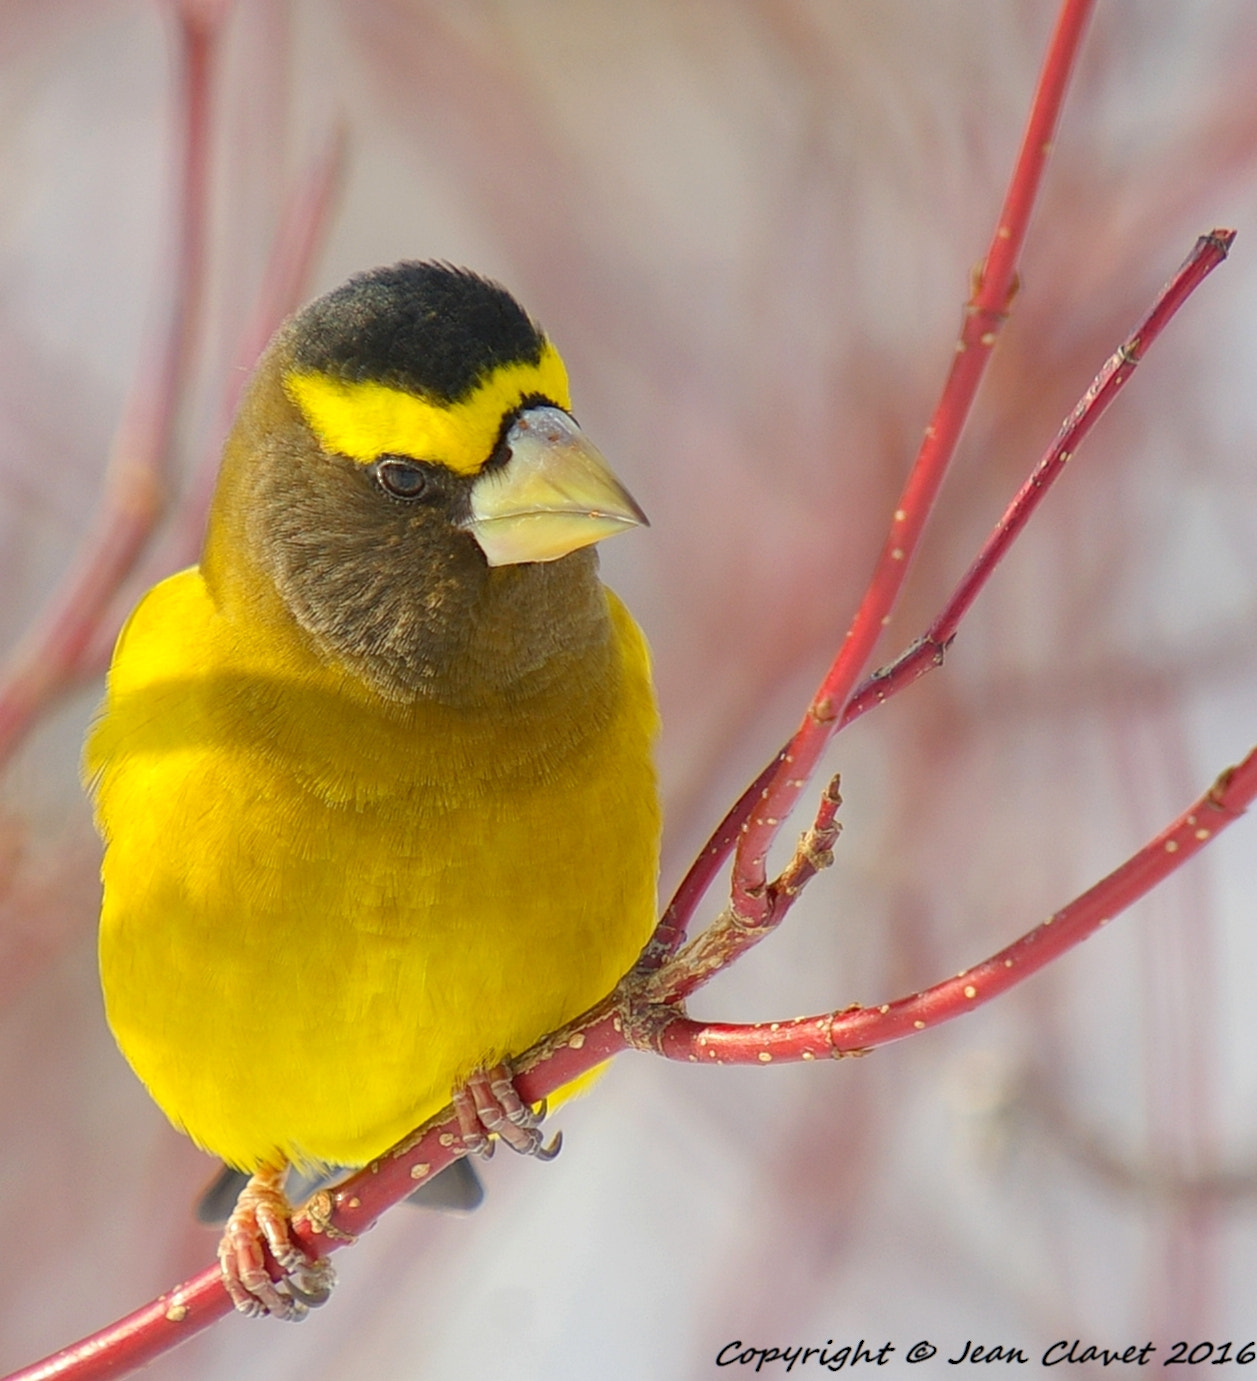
[201,340,614,709]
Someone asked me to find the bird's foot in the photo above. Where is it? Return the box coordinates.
[452,1064,562,1161]
[218,1163,336,1321]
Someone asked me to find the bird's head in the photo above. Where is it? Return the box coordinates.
[204,262,647,703]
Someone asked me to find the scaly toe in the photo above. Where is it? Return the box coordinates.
[218,1164,334,1320]
[454,1065,561,1160]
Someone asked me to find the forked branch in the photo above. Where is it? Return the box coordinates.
[642,747,1257,1064]
[723,0,1098,929]
[642,227,1235,999]
[642,0,1098,966]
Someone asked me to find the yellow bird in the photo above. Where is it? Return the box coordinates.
[85,263,659,1318]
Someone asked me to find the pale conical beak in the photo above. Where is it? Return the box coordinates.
[462,406,648,567]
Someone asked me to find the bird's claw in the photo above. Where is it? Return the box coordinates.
[453,1064,563,1160]
[218,1165,336,1321]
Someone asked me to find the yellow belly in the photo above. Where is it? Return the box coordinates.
[87,569,659,1171]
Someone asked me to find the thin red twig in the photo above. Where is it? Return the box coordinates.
[637,750,782,969]
[646,221,1230,992]
[0,5,220,766]
[647,746,1257,1063]
[725,0,1097,923]
[841,230,1236,722]
[643,0,1097,965]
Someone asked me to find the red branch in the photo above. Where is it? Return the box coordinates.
[11,743,1253,1381]
[651,747,1257,1063]
[646,220,1230,981]
[643,0,1098,968]
[633,229,1234,1010]
[840,229,1236,723]
[724,0,1097,923]
[0,5,220,767]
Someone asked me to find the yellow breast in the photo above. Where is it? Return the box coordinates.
[86,566,659,1171]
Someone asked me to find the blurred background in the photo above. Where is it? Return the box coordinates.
[2,1,1257,1375]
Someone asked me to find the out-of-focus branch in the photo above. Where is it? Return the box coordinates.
[0,4,221,766]
[166,122,348,569]
[75,123,347,680]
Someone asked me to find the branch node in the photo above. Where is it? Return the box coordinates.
[303,1191,356,1244]
[1207,764,1240,814]
[832,1046,873,1061]
[810,696,836,723]
[617,991,685,1055]
[967,265,1021,316]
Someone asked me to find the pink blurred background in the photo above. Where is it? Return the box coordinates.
[2,1,1257,1375]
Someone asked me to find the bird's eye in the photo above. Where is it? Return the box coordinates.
[376,458,430,500]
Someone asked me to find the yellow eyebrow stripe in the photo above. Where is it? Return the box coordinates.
[284,343,571,476]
